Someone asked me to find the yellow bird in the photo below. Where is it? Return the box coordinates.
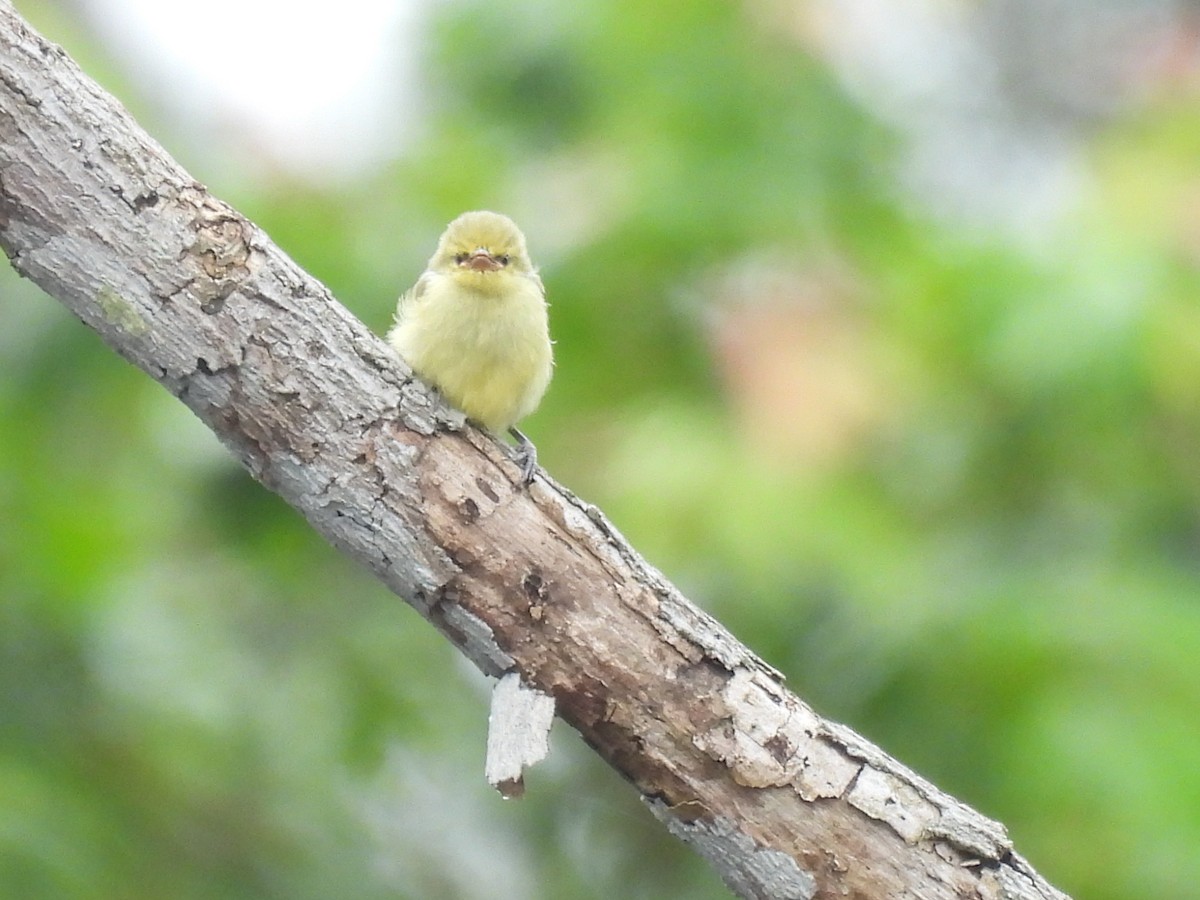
[388,211,553,483]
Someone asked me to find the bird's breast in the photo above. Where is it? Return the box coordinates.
[391,276,552,431]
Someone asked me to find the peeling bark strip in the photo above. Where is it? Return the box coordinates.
[485,672,556,798]
[0,5,1071,898]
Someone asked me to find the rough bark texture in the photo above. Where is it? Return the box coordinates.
[0,5,1071,898]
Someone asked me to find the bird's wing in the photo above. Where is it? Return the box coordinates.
[530,269,546,301]
[393,270,435,324]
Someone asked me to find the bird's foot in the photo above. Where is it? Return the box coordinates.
[508,427,538,485]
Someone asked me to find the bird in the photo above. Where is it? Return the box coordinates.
[387,211,553,484]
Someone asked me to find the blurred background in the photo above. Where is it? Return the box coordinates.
[3,0,1200,897]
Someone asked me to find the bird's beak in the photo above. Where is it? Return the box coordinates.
[462,249,502,272]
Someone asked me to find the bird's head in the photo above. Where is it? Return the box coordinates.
[430,211,535,291]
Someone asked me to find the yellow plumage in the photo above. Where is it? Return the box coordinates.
[387,211,553,481]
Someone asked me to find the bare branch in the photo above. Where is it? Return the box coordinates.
[0,4,1070,898]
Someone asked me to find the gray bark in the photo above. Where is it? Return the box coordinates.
[0,4,1070,898]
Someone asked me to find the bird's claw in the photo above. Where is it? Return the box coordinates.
[509,427,538,485]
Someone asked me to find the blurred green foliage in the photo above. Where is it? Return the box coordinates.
[4,1,1200,898]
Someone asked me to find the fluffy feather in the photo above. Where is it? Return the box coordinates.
[387,211,553,479]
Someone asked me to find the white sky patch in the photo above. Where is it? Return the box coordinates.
[84,0,427,177]
[809,0,1181,239]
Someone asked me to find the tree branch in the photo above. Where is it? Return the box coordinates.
[0,5,1069,898]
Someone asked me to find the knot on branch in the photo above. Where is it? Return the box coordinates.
[188,193,252,313]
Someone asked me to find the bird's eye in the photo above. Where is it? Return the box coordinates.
[453,253,467,264]
[498,254,511,266]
